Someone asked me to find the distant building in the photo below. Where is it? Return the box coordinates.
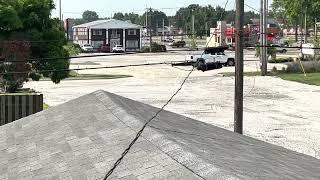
[156,26,184,36]
[73,19,142,51]
[207,21,227,47]
[64,18,74,41]
[207,19,281,48]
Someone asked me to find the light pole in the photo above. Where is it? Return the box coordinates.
[59,0,62,21]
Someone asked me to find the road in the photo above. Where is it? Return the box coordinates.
[25,50,320,159]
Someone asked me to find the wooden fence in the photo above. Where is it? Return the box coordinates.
[0,94,43,126]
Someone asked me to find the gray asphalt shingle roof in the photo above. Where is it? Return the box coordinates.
[0,90,319,180]
[73,19,142,29]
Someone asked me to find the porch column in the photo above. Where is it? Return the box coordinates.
[123,29,126,51]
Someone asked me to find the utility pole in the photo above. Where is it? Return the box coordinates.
[149,8,152,50]
[261,0,268,76]
[192,14,195,36]
[205,22,208,37]
[316,19,318,39]
[260,0,264,74]
[304,9,307,43]
[300,0,304,59]
[59,0,62,21]
[300,0,304,45]
[234,0,244,134]
[162,18,165,44]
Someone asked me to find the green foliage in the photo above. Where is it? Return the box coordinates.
[271,0,320,28]
[113,12,142,25]
[277,73,320,86]
[255,46,277,60]
[110,4,258,37]
[286,61,320,73]
[64,42,81,56]
[140,46,150,53]
[150,42,166,52]
[190,35,197,49]
[0,0,70,91]
[269,57,294,63]
[82,10,99,22]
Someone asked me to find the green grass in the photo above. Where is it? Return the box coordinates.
[41,74,133,81]
[220,72,320,86]
[43,103,49,110]
[277,73,320,86]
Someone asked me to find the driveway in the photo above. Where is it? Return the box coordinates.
[25,50,320,159]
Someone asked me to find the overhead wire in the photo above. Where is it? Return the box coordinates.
[102,0,231,179]
[0,62,175,75]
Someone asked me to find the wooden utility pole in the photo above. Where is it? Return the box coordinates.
[260,0,264,73]
[261,0,268,76]
[300,0,304,46]
[304,9,307,43]
[234,0,244,134]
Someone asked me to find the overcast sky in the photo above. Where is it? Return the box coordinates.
[52,0,273,19]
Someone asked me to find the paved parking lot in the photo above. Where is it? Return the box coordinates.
[25,50,320,159]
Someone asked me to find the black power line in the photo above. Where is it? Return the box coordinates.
[102,0,231,179]
[0,62,173,75]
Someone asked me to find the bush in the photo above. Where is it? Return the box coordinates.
[150,42,166,52]
[141,46,150,53]
[64,42,81,56]
[269,57,294,63]
[286,61,320,73]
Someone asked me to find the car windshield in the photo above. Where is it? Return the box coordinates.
[83,44,91,47]
[116,45,123,47]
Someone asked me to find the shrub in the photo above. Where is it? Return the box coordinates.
[269,57,293,63]
[141,46,150,53]
[150,42,167,52]
[0,41,31,93]
[64,42,81,56]
[286,61,320,73]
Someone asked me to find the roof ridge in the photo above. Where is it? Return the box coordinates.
[93,90,230,179]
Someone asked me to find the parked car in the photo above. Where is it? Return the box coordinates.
[99,44,110,53]
[112,45,125,53]
[271,44,287,53]
[171,41,186,48]
[81,44,94,52]
[163,37,174,42]
[185,47,235,71]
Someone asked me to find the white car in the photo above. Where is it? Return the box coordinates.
[112,45,125,53]
[81,44,94,52]
[164,38,174,42]
[185,47,235,71]
[270,44,287,53]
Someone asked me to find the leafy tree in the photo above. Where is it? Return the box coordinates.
[82,10,99,22]
[113,12,125,21]
[142,9,168,31]
[0,0,70,92]
[271,0,320,41]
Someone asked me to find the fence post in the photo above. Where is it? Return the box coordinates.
[0,96,5,125]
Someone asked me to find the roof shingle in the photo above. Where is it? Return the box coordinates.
[0,90,319,180]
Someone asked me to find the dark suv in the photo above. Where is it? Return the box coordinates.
[172,41,186,48]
